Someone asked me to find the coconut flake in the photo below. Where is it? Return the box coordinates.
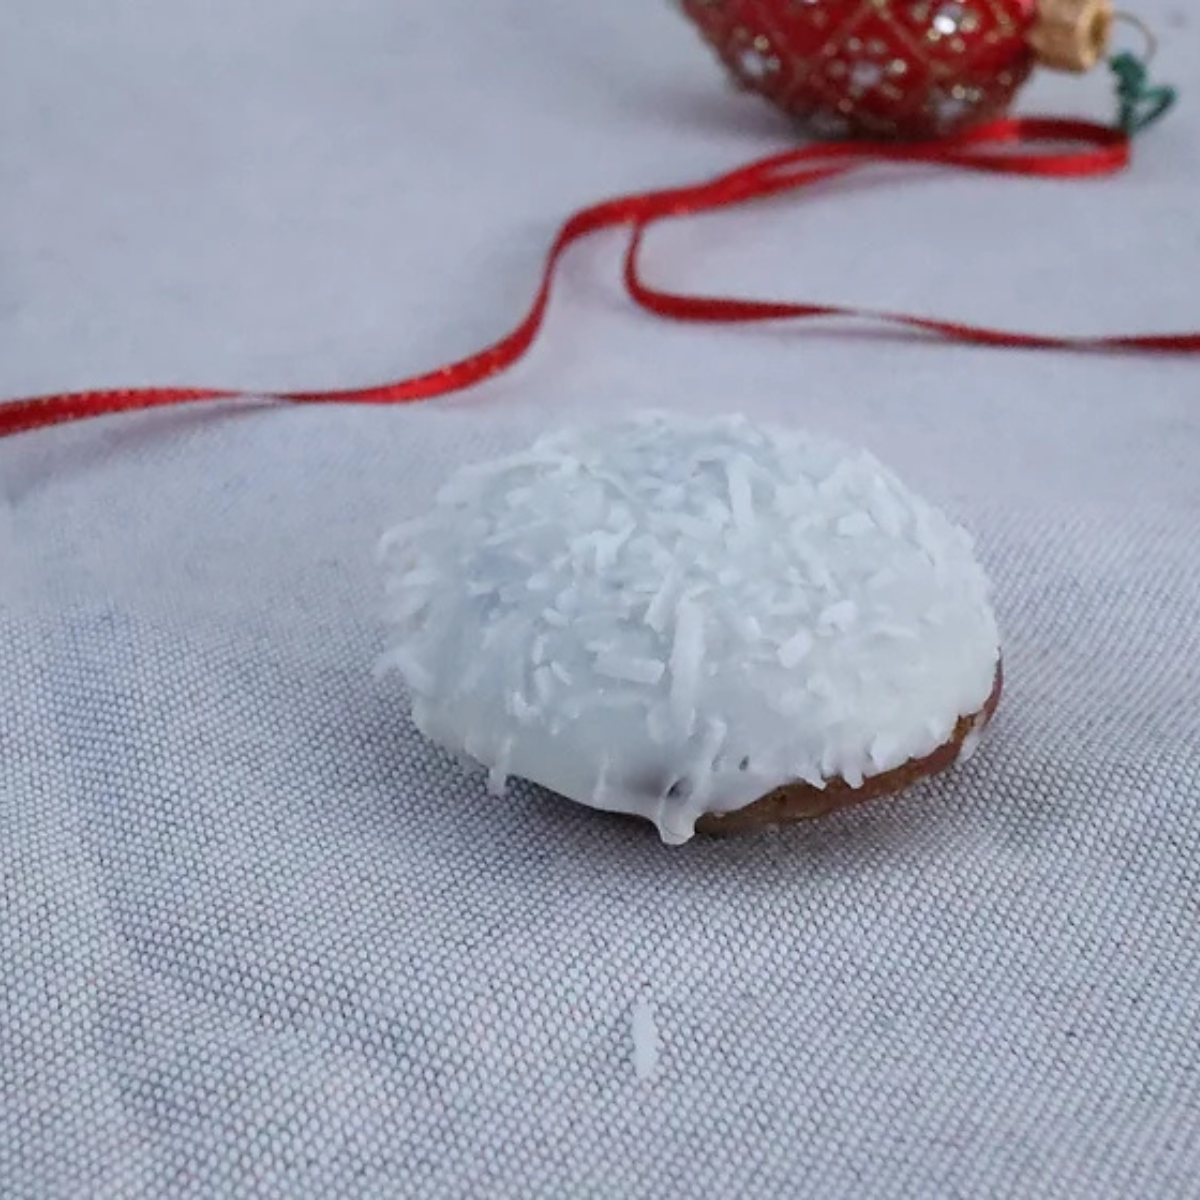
[868,484,906,537]
[532,666,554,706]
[593,652,666,686]
[644,566,682,634]
[509,691,540,726]
[777,629,814,669]
[662,511,720,542]
[387,591,431,622]
[376,517,429,563]
[487,737,515,796]
[957,718,986,764]
[669,599,704,734]
[868,732,905,773]
[724,456,756,533]
[837,512,875,538]
[376,647,436,695]
[819,599,858,631]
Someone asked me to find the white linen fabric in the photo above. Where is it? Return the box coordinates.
[2,2,1198,1197]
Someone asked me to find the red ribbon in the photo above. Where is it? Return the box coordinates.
[2,117,1196,441]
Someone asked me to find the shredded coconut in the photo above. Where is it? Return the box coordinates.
[777,629,815,670]
[631,998,659,1081]
[378,411,1000,844]
[668,598,705,737]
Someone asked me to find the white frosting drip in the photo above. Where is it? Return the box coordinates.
[378,412,1000,844]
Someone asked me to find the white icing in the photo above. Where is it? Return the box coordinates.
[378,411,1000,845]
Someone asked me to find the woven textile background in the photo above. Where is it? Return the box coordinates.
[2,2,1199,1196]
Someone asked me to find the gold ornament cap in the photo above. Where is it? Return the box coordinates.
[1028,0,1114,72]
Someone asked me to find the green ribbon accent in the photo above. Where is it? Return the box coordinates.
[1109,50,1177,135]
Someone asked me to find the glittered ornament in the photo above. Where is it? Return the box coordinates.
[679,0,1116,139]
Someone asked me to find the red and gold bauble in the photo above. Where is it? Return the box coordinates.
[680,0,1115,139]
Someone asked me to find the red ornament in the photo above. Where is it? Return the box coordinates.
[679,0,1111,140]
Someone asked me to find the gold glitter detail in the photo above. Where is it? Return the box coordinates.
[693,0,1030,140]
[984,0,1016,32]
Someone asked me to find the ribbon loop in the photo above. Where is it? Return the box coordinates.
[1110,51,1178,133]
[1,117,1196,441]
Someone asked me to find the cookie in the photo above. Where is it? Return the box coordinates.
[378,411,1001,844]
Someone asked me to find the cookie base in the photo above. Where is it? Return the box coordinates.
[695,661,1004,837]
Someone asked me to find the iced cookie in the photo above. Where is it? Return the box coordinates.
[378,412,1001,844]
